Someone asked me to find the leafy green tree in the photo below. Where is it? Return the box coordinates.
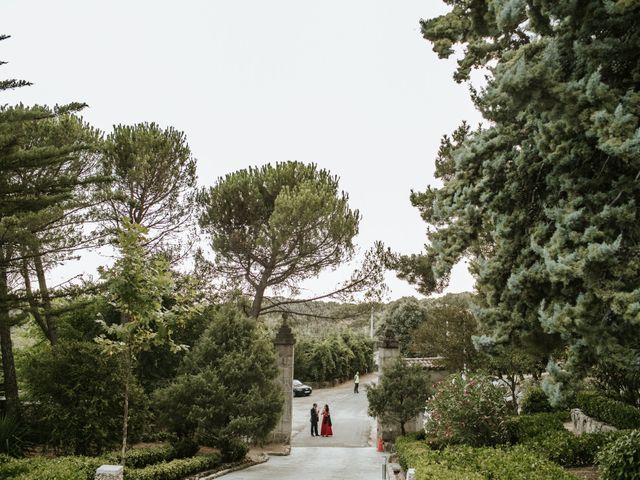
[377,297,427,355]
[367,358,432,435]
[477,344,546,413]
[398,2,640,396]
[99,123,197,254]
[198,161,385,318]
[153,305,282,448]
[96,221,185,466]
[410,294,479,370]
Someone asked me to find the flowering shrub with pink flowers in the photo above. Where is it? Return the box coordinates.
[424,373,509,447]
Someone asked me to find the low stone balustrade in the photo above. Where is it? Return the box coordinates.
[571,408,617,434]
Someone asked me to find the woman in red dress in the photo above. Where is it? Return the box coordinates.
[320,404,333,437]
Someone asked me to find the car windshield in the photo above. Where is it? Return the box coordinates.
[293,380,302,386]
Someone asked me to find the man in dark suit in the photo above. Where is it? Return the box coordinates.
[310,402,319,436]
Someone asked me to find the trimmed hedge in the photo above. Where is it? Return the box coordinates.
[395,437,575,479]
[395,437,483,480]
[506,412,567,443]
[124,454,221,480]
[524,429,627,467]
[4,456,103,480]
[0,448,220,480]
[576,391,640,429]
[105,445,177,469]
[597,430,640,480]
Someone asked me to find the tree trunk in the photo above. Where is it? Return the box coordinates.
[250,276,269,318]
[20,256,51,343]
[121,376,129,467]
[33,250,57,344]
[0,261,20,419]
[400,421,406,435]
[120,349,131,467]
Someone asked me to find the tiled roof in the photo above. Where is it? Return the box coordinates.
[403,356,447,370]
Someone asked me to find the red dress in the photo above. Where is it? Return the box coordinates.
[321,412,333,436]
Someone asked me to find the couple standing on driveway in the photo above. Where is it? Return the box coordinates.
[310,403,333,437]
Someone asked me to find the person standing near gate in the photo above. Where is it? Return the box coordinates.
[310,402,319,436]
[354,371,360,394]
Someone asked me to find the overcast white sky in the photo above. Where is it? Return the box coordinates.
[1,1,481,300]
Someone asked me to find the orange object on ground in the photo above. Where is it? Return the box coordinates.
[377,436,384,452]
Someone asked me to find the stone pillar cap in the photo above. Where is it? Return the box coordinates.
[96,465,124,474]
[274,315,295,345]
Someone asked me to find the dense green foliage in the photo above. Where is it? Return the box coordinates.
[505,412,566,443]
[0,414,26,456]
[294,332,373,383]
[409,294,478,368]
[591,361,640,408]
[425,373,509,447]
[366,358,432,435]
[104,445,177,469]
[20,340,148,455]
[377,297,427,355]
[400,0,640,398]
[576,391,640,429]
[154,305,281,448]
[0,448,220,480]
[597,430,640,480]
[0,455,103,480]
[524,429,627,468]
[197,161,362,317]
[520,385,555,414]
[395,436,574,480]
[124,454,221,480]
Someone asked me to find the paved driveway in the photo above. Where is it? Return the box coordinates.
[292,373,377,447]
[224,447,386,480]
[223,374,386,480]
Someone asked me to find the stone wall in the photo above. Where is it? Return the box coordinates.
[571,408,617,434]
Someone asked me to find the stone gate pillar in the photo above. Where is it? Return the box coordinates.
[377,330,400,442]
[270,316,295,444]
[377,329,400,372]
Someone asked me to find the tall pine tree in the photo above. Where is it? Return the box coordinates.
[399,2,640,398]
[0,34,91,416]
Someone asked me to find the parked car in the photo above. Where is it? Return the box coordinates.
[293,379,312,397]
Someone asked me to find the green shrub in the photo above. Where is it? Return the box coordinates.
[395,437,483,480]
[367,358,433,435]
[524,429,626,467]
[104,445,176,468]
[168,437,199,458]
[597,430,640,480]
[0,414,27,456]
[10,456,103,480]
[520,386,554,414]
[219,437,249,463]
[124,454,221,480]
[20,340,149,455]
[395,436,575,479]
[506,412,566,443]
[425,373,509,447]
[154,306,282,447]
[576,391,640,429]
